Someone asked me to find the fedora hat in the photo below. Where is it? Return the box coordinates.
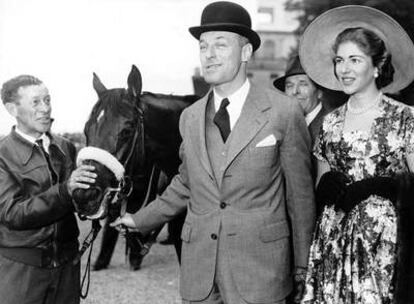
[273,55,306,91]
[299,5,414,93]
[189,1,261,51]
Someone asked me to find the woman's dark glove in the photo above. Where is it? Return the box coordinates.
[335,176,398,213]
[316,171,349,215]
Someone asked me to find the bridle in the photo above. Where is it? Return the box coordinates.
[77,95,160,299]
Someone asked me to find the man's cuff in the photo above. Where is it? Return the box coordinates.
[294,266,307,281]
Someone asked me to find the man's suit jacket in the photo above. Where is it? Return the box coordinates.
[133,84,315,303]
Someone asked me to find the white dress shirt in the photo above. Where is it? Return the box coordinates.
[213,79,250,130]
[305,102,322,126]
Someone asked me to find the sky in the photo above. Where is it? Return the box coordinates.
[0,0,266,134]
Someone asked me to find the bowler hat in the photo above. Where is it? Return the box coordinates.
[189,1,261,51]
[299,5,414,93]
[273,55,306,91]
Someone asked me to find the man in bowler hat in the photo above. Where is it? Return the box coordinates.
[112,2,315,303]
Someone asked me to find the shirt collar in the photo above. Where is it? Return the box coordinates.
[213,79,250,129]
[305,102,322,126]
[15,127,50,152]
[213,79,250,111]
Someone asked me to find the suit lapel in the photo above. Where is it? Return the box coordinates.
[224,86,270,172]
[196,92,215,179]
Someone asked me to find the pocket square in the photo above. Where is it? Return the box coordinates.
[256,134,276,147]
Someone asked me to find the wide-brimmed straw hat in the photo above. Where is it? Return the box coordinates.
[299,5,414,93]
[273,55,307,91]
[189,1,261,52]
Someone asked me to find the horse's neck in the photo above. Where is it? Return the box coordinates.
[139,93,197,178]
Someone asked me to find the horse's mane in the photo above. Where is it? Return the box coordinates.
[141,92,198,112]
[142,91,198,102]
[84,89,199,136]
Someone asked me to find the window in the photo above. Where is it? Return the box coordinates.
[262,39,275,59]
[258,7,274,24]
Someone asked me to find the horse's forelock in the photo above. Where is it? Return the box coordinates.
[86,89,137,130]
[85,88,139,160]
[91,89,131,118]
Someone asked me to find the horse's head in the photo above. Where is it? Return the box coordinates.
[72,65,143,219]
[72,65,199,219]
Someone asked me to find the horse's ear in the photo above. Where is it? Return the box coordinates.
[127,65,142,98]
[93,72,107,96]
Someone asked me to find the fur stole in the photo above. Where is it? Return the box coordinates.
[394,173,414,303]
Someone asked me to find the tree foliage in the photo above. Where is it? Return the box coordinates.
[285,0,414,42]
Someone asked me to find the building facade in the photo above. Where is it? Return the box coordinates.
[248,0,299,88]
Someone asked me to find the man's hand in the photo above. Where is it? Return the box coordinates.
[110,213,138,230]
[67,164,96,196]
[288,267,307,303]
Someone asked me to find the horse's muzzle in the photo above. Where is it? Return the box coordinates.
[72,186,105,218]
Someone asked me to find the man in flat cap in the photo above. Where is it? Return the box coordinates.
[112,2,315,303]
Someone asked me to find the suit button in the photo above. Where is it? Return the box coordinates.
[210,233,218,240]
[220,202,226,209]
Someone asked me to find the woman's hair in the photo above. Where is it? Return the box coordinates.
[332,27,394,89]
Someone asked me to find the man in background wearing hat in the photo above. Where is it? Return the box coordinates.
[112,2,315,303]
[0,75,96,303]
[274,55,327,146]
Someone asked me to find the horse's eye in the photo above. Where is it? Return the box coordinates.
[118,128,132,140]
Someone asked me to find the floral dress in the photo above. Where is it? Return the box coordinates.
[301,96,414,304]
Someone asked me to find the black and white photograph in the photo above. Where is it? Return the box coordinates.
[0,0,413,303]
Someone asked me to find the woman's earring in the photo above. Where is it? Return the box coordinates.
[374,70,379,78]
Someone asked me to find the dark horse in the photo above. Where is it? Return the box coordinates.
[73,65,198,270]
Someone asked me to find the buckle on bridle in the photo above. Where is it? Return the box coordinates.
[119,176,133,198]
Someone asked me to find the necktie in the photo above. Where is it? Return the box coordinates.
[36,139,58,184]
[213,98,231,142]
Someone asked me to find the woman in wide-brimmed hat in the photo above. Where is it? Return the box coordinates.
[299,5,414,304]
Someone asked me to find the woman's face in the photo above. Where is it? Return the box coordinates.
[334,41,378,95]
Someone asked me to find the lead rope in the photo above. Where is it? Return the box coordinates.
[79,219,101,299]
[74,185,121,264]
[77,105,144,298]
[120,107,152,257]
[123,164,158,260]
